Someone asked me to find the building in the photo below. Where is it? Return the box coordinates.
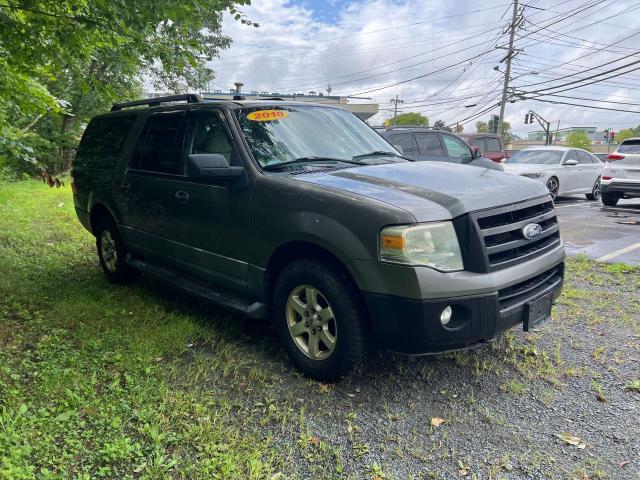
[526,126,612,144]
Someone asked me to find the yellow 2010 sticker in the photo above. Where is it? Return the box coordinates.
[247,110,289,121]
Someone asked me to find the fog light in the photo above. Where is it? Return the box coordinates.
[440,306,452,326]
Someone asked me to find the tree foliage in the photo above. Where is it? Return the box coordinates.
[384,112,429,127]
[615,126,640,144]
[566,131,591,151]
[433,120,452,132]
[0,0,256,179]
[475,119,512,144]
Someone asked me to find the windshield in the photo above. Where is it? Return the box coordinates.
[236,106,399,168]
[506,150,564,165]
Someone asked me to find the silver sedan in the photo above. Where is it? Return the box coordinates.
[503,147,603,200]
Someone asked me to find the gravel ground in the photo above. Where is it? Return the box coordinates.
[173,257,640,480]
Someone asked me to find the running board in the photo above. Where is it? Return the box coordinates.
[127,257,269,319]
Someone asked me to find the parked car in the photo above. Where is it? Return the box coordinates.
[601,138,640,206]
[503,147,603,200]
[72,94,564,380]
[457,133,507,163]
[378,126,502,171]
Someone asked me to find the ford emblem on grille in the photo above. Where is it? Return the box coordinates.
[522,223,543,240]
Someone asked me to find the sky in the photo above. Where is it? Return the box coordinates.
[208,0,640,137]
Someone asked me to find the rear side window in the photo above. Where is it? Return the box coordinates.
[131,114,184,174]
[618,140,640,154]
[389,133,418,155]
[564,150,579,162]
[415,133,444,156]
[484,137,502,151]
[75,115,136,169]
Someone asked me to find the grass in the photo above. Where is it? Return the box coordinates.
[0,181,281,478]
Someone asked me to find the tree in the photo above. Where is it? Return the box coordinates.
[384,112,429,127]
[475,121,488,133]
[433,120,452,132]
[616,126,640,144]
[0,0,257,180]
[475,119,512,144]
[566,131,591,151]
[454,123,464,133]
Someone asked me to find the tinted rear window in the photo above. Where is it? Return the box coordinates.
[618,140,640,154]
[484,138,501,151]
[75,115,136,169]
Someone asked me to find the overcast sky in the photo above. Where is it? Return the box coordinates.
[209,0,640,136]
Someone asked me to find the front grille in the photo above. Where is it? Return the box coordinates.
[472,197,560,271]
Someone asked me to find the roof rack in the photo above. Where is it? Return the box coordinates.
[111,94,203,111]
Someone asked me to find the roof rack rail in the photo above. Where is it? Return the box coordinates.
[111,94,203,111]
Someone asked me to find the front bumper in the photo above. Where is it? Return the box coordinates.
[363,262,564,354]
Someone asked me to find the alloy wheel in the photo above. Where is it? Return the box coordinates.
[592,179,601,200]
[286,285,337,360]
[100,230,118,272]
[546,177,559,199]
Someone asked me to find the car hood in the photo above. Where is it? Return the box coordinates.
[296,161,549,221]
[503,163,557,174]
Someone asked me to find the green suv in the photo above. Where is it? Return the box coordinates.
[72,94,564,380]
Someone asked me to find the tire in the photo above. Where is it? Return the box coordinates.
[601,192,620,207]
[95,217,140,284]
[273,259,366,381]
[546,176,559,200]
[586,177,601,200]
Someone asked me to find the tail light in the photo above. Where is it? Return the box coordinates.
[606,154,625,161]
[601,176,612,180]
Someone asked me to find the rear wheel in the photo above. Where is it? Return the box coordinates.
[95,217,140,283]
[546,176,559,200]
[273,259,366,381]
[601,192,620,207]
[586,177,601,200]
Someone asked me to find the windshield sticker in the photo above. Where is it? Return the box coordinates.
[247,110,289,121]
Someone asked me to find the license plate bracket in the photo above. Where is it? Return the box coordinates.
[523,292,553,332]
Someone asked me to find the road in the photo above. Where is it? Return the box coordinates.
[555,196,640,265]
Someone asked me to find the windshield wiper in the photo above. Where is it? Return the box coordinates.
[351,150,401,160]
[262,156,366,171]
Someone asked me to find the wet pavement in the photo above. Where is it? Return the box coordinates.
[555,196,640,265]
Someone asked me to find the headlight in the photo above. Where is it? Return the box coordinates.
[520,173,545,179]
[380,222,463,271]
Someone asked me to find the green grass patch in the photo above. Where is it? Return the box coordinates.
[0,181,280,478]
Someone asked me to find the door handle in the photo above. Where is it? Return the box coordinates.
[120,181,130,193]
[174,191,190,203]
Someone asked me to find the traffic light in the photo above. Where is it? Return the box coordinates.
[610,131,616,142]
[603,129,609,141]
[524,112,533,124]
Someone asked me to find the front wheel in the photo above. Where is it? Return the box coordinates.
[586,177,601,200]
[273,259,367,381]
[546,177,559,200]
[601,192,620,207]
[95,217,140,284]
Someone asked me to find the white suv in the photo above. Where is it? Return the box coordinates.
[601,138,640,206]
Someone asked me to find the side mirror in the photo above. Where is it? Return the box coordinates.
[393,145,404,155]
[188,154,244,181]
[563,159,578,166]
[472,146,482,159]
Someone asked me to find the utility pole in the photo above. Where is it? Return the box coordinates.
[390,95,403,125]
[554,120,560,145]
[498,0,519,139]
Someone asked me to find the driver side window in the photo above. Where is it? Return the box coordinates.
[191,114,235,164]
[441,134,472,161]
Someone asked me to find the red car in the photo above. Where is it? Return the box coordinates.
[456,133,507,163]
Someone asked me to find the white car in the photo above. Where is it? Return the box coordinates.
[503,147,603,200]
[601,137,640,206]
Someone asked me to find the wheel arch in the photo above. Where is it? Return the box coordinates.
[89,203,116,235]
